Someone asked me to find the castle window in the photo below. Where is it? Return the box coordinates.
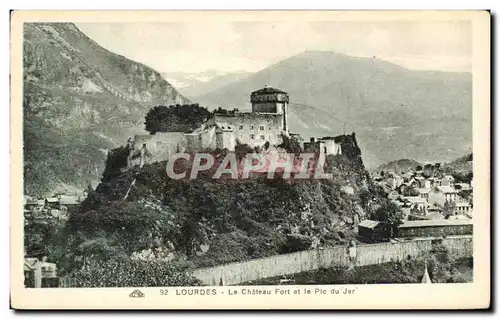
[239,125,244,130]
[269,127,272,130]
[250,134,255,139]
[260,135,265,140]
[260,125,265,131]
[250,125,254,130]
[228,126,232,129]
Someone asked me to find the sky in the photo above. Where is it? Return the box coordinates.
[76,20,471,74]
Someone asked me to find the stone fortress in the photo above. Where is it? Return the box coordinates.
[131,87,342,165]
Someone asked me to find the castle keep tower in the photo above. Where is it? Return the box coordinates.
[250,87,289,133]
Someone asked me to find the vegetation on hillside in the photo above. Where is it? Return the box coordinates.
[44,133,375,276]
[68,257,201,287]
[144,104,211,134]
[375,158,422,174]
[23,23,189,196]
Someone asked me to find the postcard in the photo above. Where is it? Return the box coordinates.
[10,10,490,309]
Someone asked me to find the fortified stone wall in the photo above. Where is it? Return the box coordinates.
[190,236,472,286]
[185,126,217,152]
[213,113,284,148]
[134,132,187,163]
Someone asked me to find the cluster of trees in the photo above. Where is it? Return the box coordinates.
[213,107,239,115]
[278,134,303,155]
[372,200,404,237]
[144,103,211,134]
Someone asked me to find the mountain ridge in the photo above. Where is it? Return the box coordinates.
[23,22,190,196]
[194,50,472,168]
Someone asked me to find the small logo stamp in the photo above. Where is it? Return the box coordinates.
[129,289,145,298]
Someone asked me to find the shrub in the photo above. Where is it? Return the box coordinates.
[281,234,313,253]
[69,257,201,287]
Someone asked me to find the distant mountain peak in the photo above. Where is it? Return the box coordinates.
[195,51,472,168]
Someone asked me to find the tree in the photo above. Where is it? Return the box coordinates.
[101,146,129,181]
[442,200,456,219]
[358,187,373,210]
[144,104,211,134]
[416,165,423,172]
[374,200,404,237]
[402,186,419,197]
[278,134,303,155]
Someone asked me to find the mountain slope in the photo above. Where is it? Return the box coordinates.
[443,153,473,174]
[162,70,251,98]
[374,159,422,173]
[23,23,190,196]
[195,51,472,168]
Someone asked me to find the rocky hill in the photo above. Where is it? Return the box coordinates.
[61,133,375,271]
[23,23,190,196]
[374,159,422,174]
[194,51,472,168]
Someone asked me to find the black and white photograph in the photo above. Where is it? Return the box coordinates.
[10,10,490,310]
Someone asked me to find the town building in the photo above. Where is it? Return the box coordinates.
[357,220,388,243]
[397,219,472,238]
[428,186,458,207]
[24,257,58,288]
[453,201,472,216]
[418,188,431,200]
[303,137,342,156]
[441,175,455,187]
[403,196,428,215]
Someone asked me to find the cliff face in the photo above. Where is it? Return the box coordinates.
[23,23,190,196]
[325,133,369,187]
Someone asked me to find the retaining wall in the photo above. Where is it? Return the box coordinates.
[191,236,473,286]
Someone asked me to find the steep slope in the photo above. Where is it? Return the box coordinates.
[23,23,190,196]
[195,51,472,168]
[443,153,473,174]
[68,134,372,269]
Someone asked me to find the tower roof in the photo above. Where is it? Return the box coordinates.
[251,87,288,96]
[421,263,432,284]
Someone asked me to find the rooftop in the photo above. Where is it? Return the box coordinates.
[403,196,427,203]
[437,185,457,194]
[418,188,431,194]
[358,219,381,229]
[399,219,472,228]
[250,87,288,95]
[59,195,80,205]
